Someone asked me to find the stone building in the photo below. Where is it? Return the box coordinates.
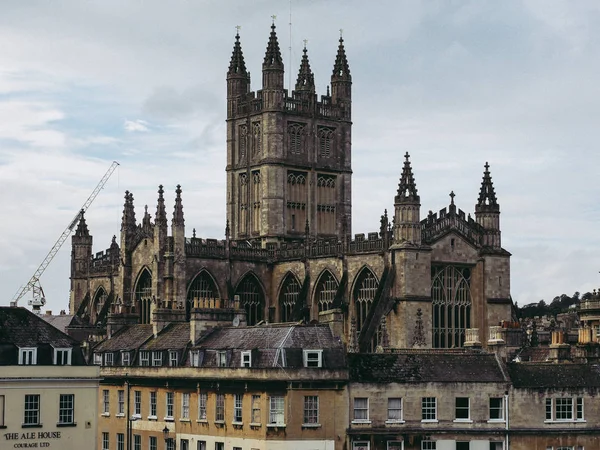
[70,22,513,353]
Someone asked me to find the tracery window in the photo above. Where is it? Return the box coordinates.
[317,174,336,235]
[186,270,219,319]
[288,123,305,155]
[353,268,380,351]
[238,124,247,162]
[94,287,108,318]
[235,274,264,326]
[134,269,152,324]
[251,171,261,234]
[279,273,301,322]
[318,127,334,158]
[287,171,307,232]
[252,122,261,156]
[431,265,472,348]
[315,271,339,313]
[239,173,248,235]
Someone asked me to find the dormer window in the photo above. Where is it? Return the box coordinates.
[121,351,130,366]
[190,350,202,367]
[217,351,227,367]
[93,353,102,365]
[241,351,252,368]
[169,351,178,367]
[105,352,114,366]
[54,348,72,365]
[152,351,162,367]
[19,347,37,365]
[303,350,322,368]
[140,351,149,366]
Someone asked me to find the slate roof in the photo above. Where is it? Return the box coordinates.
[93,325,154,352]
[349,350,507,383]
[141,323,190,350]
[0,307,77,348]
[42,314,77,334]
[507,363,600,389]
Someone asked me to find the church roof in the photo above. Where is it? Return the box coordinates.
[507,362,600,389]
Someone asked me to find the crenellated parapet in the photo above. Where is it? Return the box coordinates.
[421,205,484,248]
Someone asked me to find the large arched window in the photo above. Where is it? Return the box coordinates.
[279,273,301,323]
[93,287,108,320]
[235,273,264,326]
[315,270,339,313]
[186,270,219,320]
[134,269,152,324]
[353,268,380,352]
[431,265,472,348]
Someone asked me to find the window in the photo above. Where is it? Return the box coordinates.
[118,390,125,415]
[303,350,323,368]
[102,432,109,450]
[241,351,252,367]
[24,394,40,425]
[217,351,227,367]
[102,389,110,414]
[269,396,285,425]
[197,442,206,450]
[169,351,178,367]
[546,397,584,421]
[387,398,403,422]
[489,443,503,450]
[54,348,72,365]
[152,351,162,366]
[456,443,470,450]
[133,435,141,450]
[422,397,437,421]
[133,391,141,417]
[180,440,189,450]
[181,393,190,420]
[19,347,37,365]
[353,397,369,422]
[117,433,124,450]
[58,394,74,424]
[318,127,334,157]
[190,351,200,367]
[0,395,5,427]
[455,397,470,420]
[233,394,243,423]
[166,438,175,450]
[166,392,174,419]
[198,392,207,420]
[388,442,403,450]
[251,395,261,423]
[149,436,157,450]
[303,395,319,425]
[215,443,224,450]
[122,351,130,366]
[140,351,149,366]
[422,442,436,450]
[215,393,225,422]
[149,391,157,418]
[353,443,370,450]
[105,352,114,366]
[93,353,102,365]
[489,397,504,420]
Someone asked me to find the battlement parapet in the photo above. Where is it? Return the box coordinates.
[421,206,483,247]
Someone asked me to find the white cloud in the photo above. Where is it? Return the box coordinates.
[124,119,149,132]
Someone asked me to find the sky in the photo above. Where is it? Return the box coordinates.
[1,0,599,314]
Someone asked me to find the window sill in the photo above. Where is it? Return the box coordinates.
[164,417,174,422]
[351,420,372,424]
[267,423,286,428]
[132,414,141,420]
[214,420,225,425]
[232,421,243,425]
[180,418,191,423]
[147,416,157,421]
[302,423,321,428]
[249,422,261,428]
[385,420,405,424]
[453,419,473,423]
[196,419,208,423]
[544,419,586,424]
[101,413,110,417]
[22,424,43,428]
[116,413,125,418]
[57,423,77,427]
[421,419,439,423]
[487,419,506,424]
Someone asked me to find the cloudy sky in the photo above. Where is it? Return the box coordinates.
[1,0,599,314]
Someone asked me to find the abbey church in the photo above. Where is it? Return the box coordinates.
[70,23,513,352]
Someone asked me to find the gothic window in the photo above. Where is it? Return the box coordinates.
[317,174,337,235]
[279,273,301,322]
[252,122,262,156]
[288,123,305,155]
[239,173,248,236]
[251,171,261,234]
[315,271,339,313]
[134,269,152,324]
[287,171,307,233]
[235,274,265,326]
[353,268,381,352]
[318,127,334,158]
[186,270,219,320]
[93,287,108,319]
[431,266,472,348]
[238,124,248,162]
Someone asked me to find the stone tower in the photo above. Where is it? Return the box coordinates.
[70,210,92,314]
[226,24,352,244]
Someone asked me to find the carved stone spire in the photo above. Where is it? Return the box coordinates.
[121,191,136,232]
[475,162,501,248]
[172,184,184,227]
[331,34,352,107]
[228,30,248,76]
[74,209,89,237]
[263,22,283,69]
[155,185,167,229]
[332,36,351,82]
[476,162,499,213]
[295,45,315,92]
[392,153,421,246]
[395,152,419,204]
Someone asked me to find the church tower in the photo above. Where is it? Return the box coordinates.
[69,210,92,314]
[226,24,352,244]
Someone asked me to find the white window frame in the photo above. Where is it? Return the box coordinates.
[268,395,285,426]
[149,391,157,419]
[152,351,162,367]
[24,394,40,425]
[102,432,109,450]
[233,393,243,424]
[181,393,190,420]
[217,351,227,367]
[421,397,437,422]
[197,392,207,421]
[215,393,225,422]
[149,436,157,450]
[352,397,370,423]
[53,347,72,365]
[353,442,370,450]
[117,433,124,450]
[241,351,252,368]
[133,390,141,418]
[386,397,403,423]
[58,394,75,424]
[93,353,102,365]
[454,397,472,422]
[102,389,110,416]
[133,435,141,450]
[387,442,404,450]
[251,394,261,425]
[0,395,5,427]
[122,351,130,366]
[169,350,178,367]
[303,349,323,368]
[545,397,585,423]
[140,351,150,366]
[165,392,174,421]
[303,395,320,426]
[488,397,504,422]
[421,441,436,450]
[19,347,37,365]
[105,352,114,366]
[117,389,125,416]
[190,350,200,367]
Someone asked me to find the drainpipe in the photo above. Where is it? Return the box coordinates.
[504,390,509,450]
[126,375,131,450]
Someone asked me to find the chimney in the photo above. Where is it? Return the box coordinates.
[464,328,482,349]
[487,325,507,360]
[152,300,186,338]
[45,310,52,316]
[318,308,346,345]
[548,330,570,363]
[189,297,247,345]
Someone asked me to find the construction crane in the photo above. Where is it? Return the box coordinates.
[11,160,120,312]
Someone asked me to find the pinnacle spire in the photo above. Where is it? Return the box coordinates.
[295,45,315,92]
[228,30,248,76]
[475,162,499,213]
[263,22,283,68]
[155,185,167,228]
[142,204,152,233]
[395,152,420,204]
[121,191,136,232]
[74,209,89,237]
[172,184,184,227]
[332,36,351,81]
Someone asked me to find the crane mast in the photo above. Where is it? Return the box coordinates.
[11,160,120,312]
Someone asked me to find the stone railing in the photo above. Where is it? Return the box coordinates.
[579,299,600,311]
[488,326,505,344]
[464,328,481,347]
[421,207,482,247]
